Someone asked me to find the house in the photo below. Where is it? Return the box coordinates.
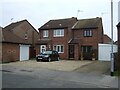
[117,22,120,63]
[0,28,30,63]
[103,34,112,44]
[72,17,104,60]
[37,17,104,60]
[37,17,77,59]
[3,20,39,58]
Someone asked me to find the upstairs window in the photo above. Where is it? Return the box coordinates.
[43,30,48,37]
[84,30,92,37]
[54,29,64,37]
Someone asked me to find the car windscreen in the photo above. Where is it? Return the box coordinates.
[42,51,52,54]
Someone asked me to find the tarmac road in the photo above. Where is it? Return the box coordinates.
[1,65,118,88]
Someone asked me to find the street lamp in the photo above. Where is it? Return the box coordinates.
[110,0,114,76]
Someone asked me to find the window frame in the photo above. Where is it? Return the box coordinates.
[43,30,49,37]
[54,29,64,37]
[84,30,92,37]
[53,45,64,53]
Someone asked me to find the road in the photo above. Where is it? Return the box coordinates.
[2,72,101,88]
[1,65,118,88]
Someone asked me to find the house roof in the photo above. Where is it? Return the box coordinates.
[39,17,77,30]
[68,38,82,44]
[1,29,30,44]
[117,22,120,27]
[4,19,38,33]
[72,17,102,29]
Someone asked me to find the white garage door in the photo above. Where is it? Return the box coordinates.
[20,45,30,61]
[98,44,118,61]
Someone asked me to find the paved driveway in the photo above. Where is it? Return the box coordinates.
[2,60,111,75]
[3,60,92,71]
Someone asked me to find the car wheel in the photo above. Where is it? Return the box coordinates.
[48,57,51,62]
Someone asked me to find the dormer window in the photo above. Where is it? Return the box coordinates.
[25,33,28,40]
[84,30,92,37]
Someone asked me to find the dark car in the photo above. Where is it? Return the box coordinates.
[36,51,60,62]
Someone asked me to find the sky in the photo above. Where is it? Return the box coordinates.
[0,0,119,41]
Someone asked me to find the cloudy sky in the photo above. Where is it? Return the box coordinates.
[1,0,119,41]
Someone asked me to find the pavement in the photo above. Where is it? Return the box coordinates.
[1,65,119,88]
[74,61,111,75]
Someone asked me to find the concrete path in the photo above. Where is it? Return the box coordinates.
[1,65,118,88]
[74,61,111,75]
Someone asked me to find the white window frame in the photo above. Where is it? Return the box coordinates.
[54,29,64,37]
[84,30,92,37]
[43,30,48,37]
[53,45,64,53]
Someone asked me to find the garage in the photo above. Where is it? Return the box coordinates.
[20,45,30,61]
[98,44,118,61]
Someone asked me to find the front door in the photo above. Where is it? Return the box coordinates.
[40,45,46,53]
[69,45,74,59]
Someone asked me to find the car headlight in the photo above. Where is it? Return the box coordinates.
[44,55,49,58]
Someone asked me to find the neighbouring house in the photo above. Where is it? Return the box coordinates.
[103,34,112,44]
[117,22,120,70]
[0,26,2,62]
[37,17,104,60]
[72,17,104,60]
[3,20,39,58]
[1,28,30,63]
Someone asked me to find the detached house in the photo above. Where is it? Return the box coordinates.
[3,20,39,58]
[37,17,104,60]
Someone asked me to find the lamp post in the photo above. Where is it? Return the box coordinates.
[110,0,114,76]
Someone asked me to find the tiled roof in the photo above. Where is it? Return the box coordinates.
[68,38,82,44]
[117,22,120,27]
[72,17,102,29]
[3,20,27,31]
[39,17,77,30]
[1,29,30,44]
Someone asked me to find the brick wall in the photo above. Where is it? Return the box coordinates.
[2,43,20,63]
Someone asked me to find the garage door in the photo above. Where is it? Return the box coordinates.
[20,45,30,61]
[98,44,118,61]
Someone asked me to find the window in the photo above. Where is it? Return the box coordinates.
[25,33,28,40]
[53,45,64,53]
[54,29,64,37]
[43,30,48,37]
[81,46,92,53]
[84,30,92,37]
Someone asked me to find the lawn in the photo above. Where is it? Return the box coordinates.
[114,70,120,76]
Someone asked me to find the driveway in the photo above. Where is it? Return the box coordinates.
[2,60,92,71]
[2,60,111,75]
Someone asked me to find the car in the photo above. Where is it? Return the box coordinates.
[36,51,60,62]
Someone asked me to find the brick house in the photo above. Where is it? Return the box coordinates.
[117,22,120,65]
[71,17,103,60]
[103,34,111,44]
[0,29,30,63]
[3,20,39,58]
[37,17,104,60]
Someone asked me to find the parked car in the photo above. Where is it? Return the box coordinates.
[36,51,60,62]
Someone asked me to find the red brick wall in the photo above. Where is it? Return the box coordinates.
[2,43,20,63]
[118,26,120,59]
[39,28,71,59]
[103,35,111,44]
